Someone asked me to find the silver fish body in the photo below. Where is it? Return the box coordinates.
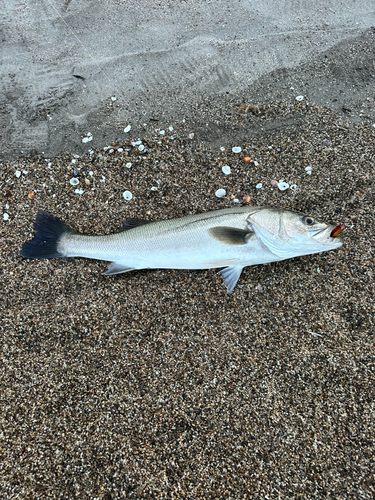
[20,207,343,292]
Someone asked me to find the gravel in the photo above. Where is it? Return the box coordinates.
[1,99,374,499]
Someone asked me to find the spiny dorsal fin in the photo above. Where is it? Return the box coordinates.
[208,226,253,245]
[118,218,154,232]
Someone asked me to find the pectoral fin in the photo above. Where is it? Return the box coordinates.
[103,263,137,276]
[208,226,253,245]
[220,266,244,293]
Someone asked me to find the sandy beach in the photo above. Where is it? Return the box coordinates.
[1,2,374,498]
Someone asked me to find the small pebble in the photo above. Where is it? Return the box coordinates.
[305,166,312,175]
[15,171,21,178]
[242,195,251,203]
[222,165,231,175]
[111,97,116,101]
[215,188,226,198]
[188,133,195,139]
[233,199,239,203]
[124,125,131,133]
[168,126,173,132]
[243,156,251,163]
[85,178,90,186]
[232,147,242,153]
[125,163,132,169]
[220,147,225,152]
[151,187,158,191]
[89,171,94,176]
[28,192,35,200]
[253,161,259,167]
[118,148,123,153]
[270,179,278,187]
[123,191,133,200]
[3,213,9,221]
[70,178,80,186]
[159,130,165,135]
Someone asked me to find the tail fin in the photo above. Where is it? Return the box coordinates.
[20,211,76,259]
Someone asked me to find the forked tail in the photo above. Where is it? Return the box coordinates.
[20,211,76,259]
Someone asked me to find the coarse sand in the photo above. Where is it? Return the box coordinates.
[1,96,375,498]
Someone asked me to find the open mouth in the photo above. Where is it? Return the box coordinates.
[312,224,344,244]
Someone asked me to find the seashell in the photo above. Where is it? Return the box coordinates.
[123,190,133,200]
[215,188,226,198]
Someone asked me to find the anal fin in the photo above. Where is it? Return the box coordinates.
[220,266,244,293]
[102,262,137,276]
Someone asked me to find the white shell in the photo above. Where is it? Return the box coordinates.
[15,170,21,178]
[278,181,289,191]
[124,125,131,133]
[74,189,84,195]
[138,144,145,151]
[3,213,9,221]
[169,126,174,131]
[159,130,165,135]
[69,178,80,186]
[296,95,304,101]
[222,165,231,175]
[118,148,123,153]
[82,136,92,143]
[151,186,158,191]
[215,188,226,198]
[123,190,133,200]
[125,162,132,169]
[232,147,242,153]
[256,183,263,189]
[290,184,297,191]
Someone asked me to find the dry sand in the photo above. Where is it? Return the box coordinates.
[1,96,374,498]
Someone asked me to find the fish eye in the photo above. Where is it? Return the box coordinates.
[304,216,315,226]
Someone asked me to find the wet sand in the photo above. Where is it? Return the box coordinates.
[1,94,374,498]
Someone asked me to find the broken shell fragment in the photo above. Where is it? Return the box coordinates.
[124,125,131,133]
[70,178,80,186]
[278,181,289,191]
[123,190,133,200]
[232,147,242,153]
[215,188,226,198]
[222,165,231,175]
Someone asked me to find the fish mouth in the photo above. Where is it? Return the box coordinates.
[312,224,344,246]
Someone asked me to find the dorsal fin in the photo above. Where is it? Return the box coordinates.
[117,218,155,232]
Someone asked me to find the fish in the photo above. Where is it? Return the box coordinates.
[20,207,344,293]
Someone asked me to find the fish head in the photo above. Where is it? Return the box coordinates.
[246,207,344,259]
